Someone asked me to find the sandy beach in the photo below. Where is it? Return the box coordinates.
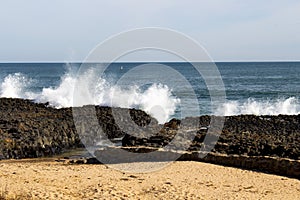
[0,158,299,200]
[1,0,300,199]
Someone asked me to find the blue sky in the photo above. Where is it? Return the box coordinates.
[0,0,300,62]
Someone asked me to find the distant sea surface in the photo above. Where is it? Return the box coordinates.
[0,62,299,123]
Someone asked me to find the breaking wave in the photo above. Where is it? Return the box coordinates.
[0,73,32,98]
[0,69,180,124]
[1,69,299,122]
[216,97,300,116]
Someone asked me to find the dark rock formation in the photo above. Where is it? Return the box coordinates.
[0,98,158,159]
[122,115,300,160]
[0,97,300,175]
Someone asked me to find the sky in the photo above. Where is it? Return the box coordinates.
[0,0,300,62]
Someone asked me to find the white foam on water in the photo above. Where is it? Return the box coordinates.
[38,73,76,108]
[0,73,32,98]
[216,97,300,116]
[0,68,180,123]
[1,69,299,122]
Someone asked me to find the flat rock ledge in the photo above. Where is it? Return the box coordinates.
[60,147,300,179]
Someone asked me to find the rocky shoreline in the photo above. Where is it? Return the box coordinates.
[0,98,299,177]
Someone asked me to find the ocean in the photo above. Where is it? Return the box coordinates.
[0,62,299,123]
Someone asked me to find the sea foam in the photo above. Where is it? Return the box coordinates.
[216,97,300,116]
[0,68,180,124]
[1,68,299,122]
[0,73,32,98]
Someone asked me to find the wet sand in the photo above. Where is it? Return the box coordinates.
[0,158,299,199]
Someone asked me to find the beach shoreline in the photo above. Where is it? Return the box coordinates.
[1,158,300,199]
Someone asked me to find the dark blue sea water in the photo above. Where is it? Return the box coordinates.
[0,62,299,123]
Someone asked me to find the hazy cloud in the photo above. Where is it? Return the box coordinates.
[0,0,299,61]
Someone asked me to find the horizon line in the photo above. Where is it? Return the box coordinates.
[0,60,300,63]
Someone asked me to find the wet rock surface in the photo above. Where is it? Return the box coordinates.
[0,98,77,159]
[0,97,300,162]
[122,115,300,160]
[0,98,157,159]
